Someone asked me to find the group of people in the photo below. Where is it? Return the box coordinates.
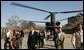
[53,23,83,49]
[27,23,83,49]
[4,27,24,49]
[27,27,45,49]
[3,23,83,49]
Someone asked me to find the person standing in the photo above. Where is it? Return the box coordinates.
[38,30,45,48]
[53,26,66,49]
[71,23,83,49]
[46,30,50,40]
[19,28,24,49]
[27,27,38,49]
[11,29,17,49]
[16,29,21,49]
[4,28,13,49]
[11,28,20,49]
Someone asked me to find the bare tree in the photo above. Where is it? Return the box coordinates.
[6,15,20,29]
[19,20,36,30]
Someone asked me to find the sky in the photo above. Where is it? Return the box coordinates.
[1,1,83,27]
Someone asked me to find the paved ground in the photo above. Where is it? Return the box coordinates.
[1,34,74,49]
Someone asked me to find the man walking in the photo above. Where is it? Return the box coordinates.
[53,26,66,49]
[27,27,38,49]
[71,23,83,49]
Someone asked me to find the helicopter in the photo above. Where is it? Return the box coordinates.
[11,2,83,36]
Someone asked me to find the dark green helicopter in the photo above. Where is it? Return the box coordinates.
[11,2,83,36]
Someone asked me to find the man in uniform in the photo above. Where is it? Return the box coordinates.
[53,25,66,49]
[71,23,83,49]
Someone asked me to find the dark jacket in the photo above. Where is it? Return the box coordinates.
[19,30,24,37]
[27,31,38,49]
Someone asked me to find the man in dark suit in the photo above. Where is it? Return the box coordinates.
[27,27,38,49]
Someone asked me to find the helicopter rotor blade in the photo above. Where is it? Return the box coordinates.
[29,21,47,23]
[55,10,83,14]
[11,2,51,13]
[44,15,51,20]
[56,18,68,21]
